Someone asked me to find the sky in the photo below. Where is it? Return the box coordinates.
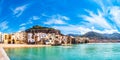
[0,0,120,35]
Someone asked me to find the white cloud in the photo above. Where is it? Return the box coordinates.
[90,26,119,34]
[61,16,70,20]
[19,23,26,26]
[80,10,112,29]
[73,0,120,34]
[20,23,26,27]
[91,0,120,28]
[41,13,48,17]
[53,25,119,35]
[52,25,97,34]
[45,1,120,35]
[52,25,89,35]
[20,16,40,26]
[19,19,32,26]
[109,6,120,27]
[18,26,26,32]
[20,15,41,27]
[44,14,70,25]
[45,19,66,25]
[53,25,81,34]
[32,16,40,20]
[93,0,112,13]
[80,27,119,34]
[12,4,29,17]
[0,21,8,31]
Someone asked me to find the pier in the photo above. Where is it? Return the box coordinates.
[0,47,10,60]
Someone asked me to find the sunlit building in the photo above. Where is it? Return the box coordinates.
[13,31,27,44]
[3,33,12,44]
[0,32,3,43]
[3,33,19,44]
[27,32,48,44]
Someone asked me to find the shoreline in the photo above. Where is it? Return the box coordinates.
[88,40,120,43]
[87,43,120,44]
[0,44,51,49]
[1,43,120,48]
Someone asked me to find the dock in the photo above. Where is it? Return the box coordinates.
[0,47,10,60]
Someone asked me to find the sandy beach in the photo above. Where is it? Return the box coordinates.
[0,44,51,48]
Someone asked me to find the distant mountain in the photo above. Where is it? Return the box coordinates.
[103,33,120,39]
[82,31,104,39]
[67,34,81,37]
[82,31,120,40]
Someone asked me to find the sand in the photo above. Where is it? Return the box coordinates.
[0,44,51,48]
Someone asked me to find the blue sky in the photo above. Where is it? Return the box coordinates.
[0,0,120,35]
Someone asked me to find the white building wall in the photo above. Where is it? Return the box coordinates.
[28,33,34,43]
[13,32,27,41]
[0,32,2,43]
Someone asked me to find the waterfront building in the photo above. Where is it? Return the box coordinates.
[13,31,27,44]
[61,36,68,44]
[3,33,12,44]
[3,32,27,44]
[26,31,65,45]
[0,32,3,43]
[45,33,54,44]
[75,37,89,43]
[27,32,48,44]
[1,26,89,45]
[25,26,64,44]
[2,31,87,45]
[27,32,34,43]
[3,33,8,44]
[0,25,91,45]
[45,34,64,45]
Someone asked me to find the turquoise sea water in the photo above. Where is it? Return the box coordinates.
[5,43,120,60]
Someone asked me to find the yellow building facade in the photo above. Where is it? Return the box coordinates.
[3,33,17,44]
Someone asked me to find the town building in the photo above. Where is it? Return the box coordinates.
[13,31,27,44]
[27,32,48,44]
[3,33,12,44]
[0,32,3,43]
[2,31,27,44]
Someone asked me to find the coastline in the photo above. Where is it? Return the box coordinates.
[0,44,51,48]
[1,43,120,48]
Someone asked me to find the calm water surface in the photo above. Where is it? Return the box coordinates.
[5,43,120,60]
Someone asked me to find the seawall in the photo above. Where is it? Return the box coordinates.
[0,47,10,60]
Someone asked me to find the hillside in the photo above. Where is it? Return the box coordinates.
[25,25,62,35]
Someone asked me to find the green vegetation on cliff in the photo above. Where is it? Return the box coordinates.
[29,25,55,30]
[25,25,62,35]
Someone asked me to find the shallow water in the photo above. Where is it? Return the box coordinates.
[5,43,120,60]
